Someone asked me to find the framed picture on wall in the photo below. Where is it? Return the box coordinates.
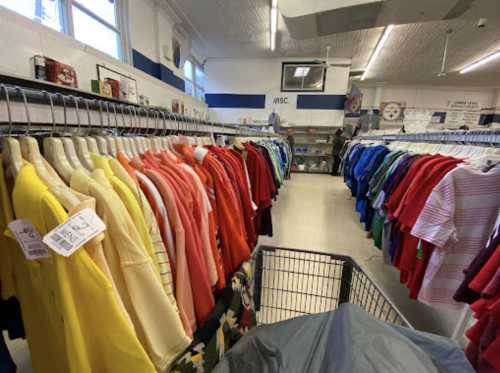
[96,64,138,103]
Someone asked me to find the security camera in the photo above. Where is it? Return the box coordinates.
[477,18,488,28]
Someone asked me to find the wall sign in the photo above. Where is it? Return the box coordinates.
[271,96,290,105]
[445,100,481,128]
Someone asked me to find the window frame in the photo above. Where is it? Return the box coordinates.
[66,0,126,60]
[281,61,327,93]
[0,0,128,61]
[184,57,205,102]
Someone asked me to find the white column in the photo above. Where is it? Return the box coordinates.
[492,88,500,108]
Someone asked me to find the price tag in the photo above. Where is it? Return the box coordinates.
[8,220,49,260]
[43,208,106,257]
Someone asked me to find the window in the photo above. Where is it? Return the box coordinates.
[183,59,205,102]
[0,0,64,32]
[195,66,205,102]
[281,62,326,92]
[71,0,122,59]
[184,59,194,96]
[0,0,124,60]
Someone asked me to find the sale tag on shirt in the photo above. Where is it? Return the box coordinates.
[43,208,106,257]
[8,220,49,260]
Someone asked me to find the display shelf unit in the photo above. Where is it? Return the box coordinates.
[283,126,338,174]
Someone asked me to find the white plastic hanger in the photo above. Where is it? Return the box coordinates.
[17,88,80,208]
[136,107,147,154]
[113,104,127,157]
[120,106,133,158]
[110,103,126,156]
[93,100,109,155]
[150,110,162,153]
[129,106,141,156]
[82,99,100,155]
[71,96,94,170]
[56,94,87,172]
[1,85,23,178]
[103,102,117,157]
[42,92,76,184]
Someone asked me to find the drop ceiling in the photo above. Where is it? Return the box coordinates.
[165,0,500,86]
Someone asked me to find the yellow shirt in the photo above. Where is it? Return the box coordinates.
[5,163,155,373]
[91,155,162,281]
[108,157,178,308]
[70,168,191,371]
[36,156,135,329]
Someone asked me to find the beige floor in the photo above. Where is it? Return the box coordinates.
[259,173,463,336]
[7,173,463,371]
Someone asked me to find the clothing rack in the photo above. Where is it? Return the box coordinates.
[356,129,500,146]
[0,83,272,137]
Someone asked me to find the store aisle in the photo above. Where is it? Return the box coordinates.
[259,174,463,337]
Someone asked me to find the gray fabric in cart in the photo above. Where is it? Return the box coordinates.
[320,304,473,373]
[212,304,473,373]
[213,311,334,373]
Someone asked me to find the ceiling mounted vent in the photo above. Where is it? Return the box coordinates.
[280,0,489,40]
[349,70,364,79]
[443,0,476,19]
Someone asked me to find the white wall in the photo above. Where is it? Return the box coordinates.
[357,84,496,130]
[360,85,495,110]
[0,1,207,116]
[205,58,350,127]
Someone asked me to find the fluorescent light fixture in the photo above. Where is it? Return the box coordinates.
[269,0,278,50]
[361,24,394,81]
[270,7,278,34]
[460,50,500,74]
[294,67,311,77]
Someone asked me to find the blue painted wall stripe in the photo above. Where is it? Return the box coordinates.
[206,94,266,109]
[132,49,185,92]
[296,95,346,110]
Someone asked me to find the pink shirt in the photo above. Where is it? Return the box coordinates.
[412,165,500,307]
[142,168,196,336]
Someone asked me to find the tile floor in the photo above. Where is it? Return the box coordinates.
[259,174,463,337]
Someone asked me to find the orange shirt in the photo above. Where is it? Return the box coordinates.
[198,152,251,276]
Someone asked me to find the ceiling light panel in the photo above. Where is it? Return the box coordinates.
[361,24,394,81]
[460,50,500,74]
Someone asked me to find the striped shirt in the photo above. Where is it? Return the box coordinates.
[411,164,500,307]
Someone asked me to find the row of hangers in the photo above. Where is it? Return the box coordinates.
[357,137,500,169]
[0,85,267,191]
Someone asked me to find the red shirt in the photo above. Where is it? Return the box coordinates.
[199,152,251,276]
[469,244,500,294]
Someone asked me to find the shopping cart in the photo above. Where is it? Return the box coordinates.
[253,246,412,328]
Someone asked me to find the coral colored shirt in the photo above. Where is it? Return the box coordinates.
[140,167,196,337]
[139,158,215,328]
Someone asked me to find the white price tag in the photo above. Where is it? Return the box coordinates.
[8,220,49,260]
[43,208,106,257]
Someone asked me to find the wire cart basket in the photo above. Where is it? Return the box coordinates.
[253,246,412,328]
